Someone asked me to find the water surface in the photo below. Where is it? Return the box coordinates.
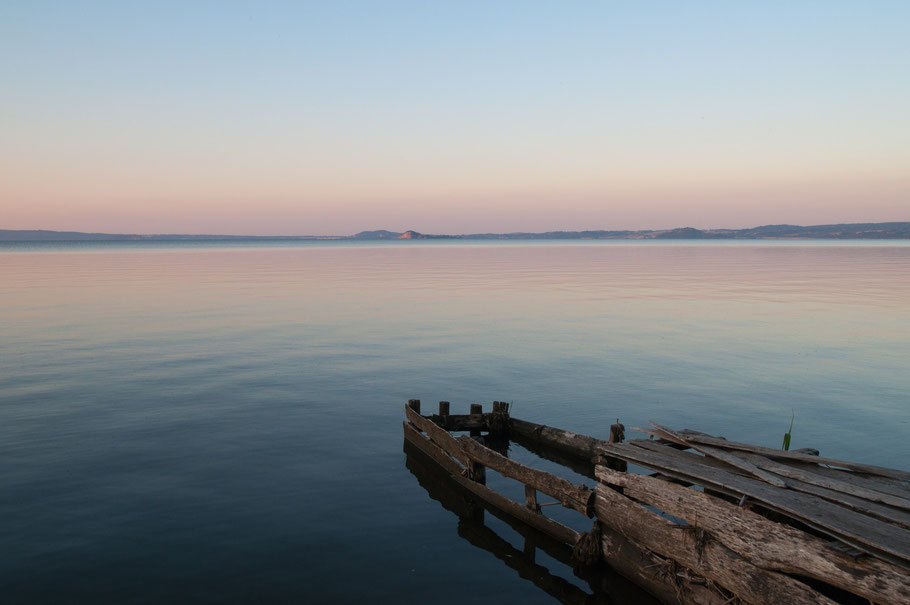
[2,240,908,603]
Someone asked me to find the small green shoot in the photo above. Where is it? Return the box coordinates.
[782,411,795,451]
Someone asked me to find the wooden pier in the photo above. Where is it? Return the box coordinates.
[403,400,910,604]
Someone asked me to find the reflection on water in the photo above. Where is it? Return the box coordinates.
[1,240,908,602]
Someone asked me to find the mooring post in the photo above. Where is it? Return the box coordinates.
[524,485,541,513]
[438,401,450,416]
[469,403,483,437]
[609,419,625,444]
[490,401,510,437]
[408,399,421,414]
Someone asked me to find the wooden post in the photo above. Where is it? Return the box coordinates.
[438,401,450,416]
[470,461,486,485]
[525,485,541,513]
[609,419,625,444]
[470,403,483,437]
[408,399,421,414]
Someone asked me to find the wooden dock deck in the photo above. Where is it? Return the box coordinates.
[403,399,910,604]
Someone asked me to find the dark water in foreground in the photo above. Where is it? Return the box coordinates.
[1,240,909,603]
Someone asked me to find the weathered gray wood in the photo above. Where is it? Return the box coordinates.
[600,441,910,567]
[730,449,910,512]
[780,457,910,501]
[438,401,449,416]
[599,529,729,605]
[405,405,470,468]
[511,418,609,459]
[403,421,580,545]
[647,422,788,488]
[403,422,464,476]
[670,428,910,481]
[630,439,910,529]
[593,483,838,605]
[458,435,594,517]
[470,403,483,415]
[597,466,910,605]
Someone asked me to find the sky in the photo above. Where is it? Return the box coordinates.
[1,1,908,235]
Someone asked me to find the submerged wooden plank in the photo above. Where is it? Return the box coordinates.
[670,428,910,481]
[597,467,910,605]
[403,422,580,545]
[457,435,595,517]
[593,483,838,605]
[600,441,910,567]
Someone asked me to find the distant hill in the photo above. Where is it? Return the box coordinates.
[2,222,908,242]
[352,230,402,239]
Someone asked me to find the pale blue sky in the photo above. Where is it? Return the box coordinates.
[2,1,908,234]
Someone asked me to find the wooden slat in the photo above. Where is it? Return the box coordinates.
[599,441,910,567]
[405,405,470,468]
[669,428,910,481]
[458,435,594,517]
[778,457,910,501]
[630,439,910,530]
[730,450,910,512]
[597,466,910,605]
[647,422,788,488]
[403,422,580,545]
[592,483,838,605]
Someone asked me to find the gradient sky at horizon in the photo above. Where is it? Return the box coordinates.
[2,1,908,235]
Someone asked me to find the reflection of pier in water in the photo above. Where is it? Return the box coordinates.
[403,439,658,604]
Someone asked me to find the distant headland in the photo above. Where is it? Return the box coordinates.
[2,222,909,242]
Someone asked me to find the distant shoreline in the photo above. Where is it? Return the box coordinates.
[2,221,909,242]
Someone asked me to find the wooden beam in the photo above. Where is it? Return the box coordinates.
[405,405,470,468]
[597,467,910,605]
[511,418,609,459]
[593,483,839,605]
[458,435,594,517]
[403,422,580,545]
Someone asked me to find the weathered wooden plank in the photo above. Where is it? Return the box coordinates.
[599,528,729,605]
[458,435,594,517]
[731,449,910,512]
[779,457,910,501]
[597,466,910,605]
[403,421,465,476]
[403,422,580,545]
[631,439,910,529]
[593,483,838,605]
[647,422,787,488]
[670,428,910,481]
[511,418,609,459]
[600,441,910,567]
[405,405,471,468]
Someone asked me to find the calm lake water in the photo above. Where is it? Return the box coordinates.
[2,240,909,603]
